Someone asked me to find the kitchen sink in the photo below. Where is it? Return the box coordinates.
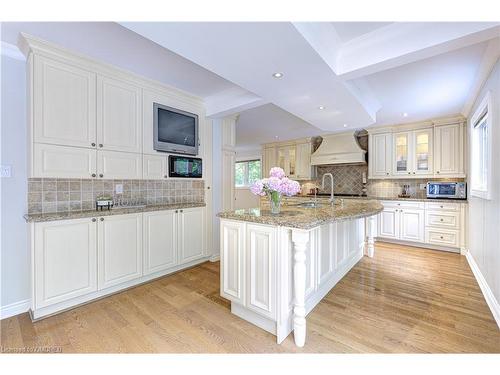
[295,201,325,208]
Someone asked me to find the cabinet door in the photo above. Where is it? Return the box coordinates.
[33,143,97,179]
[220,221,245,304]
[246,224,276,319]
[97,76,142,153]
[393,132,412,176]
[97,150,143,179]
[369,133,392,178]
[400,209,425,242]
[434,124,463,176]
[34,218,97,308]
[277,146,288,175]
[318,223,333,285]
[378,208,399,239]
[178,207,205,264]
[295,142,313,180]
[143,154,167,180]
[98,213,143,290]
[143,210,177,275]
[262,147,276,177]
[413,129,433,176]
[288,146,296,178]
[34,55,96,148]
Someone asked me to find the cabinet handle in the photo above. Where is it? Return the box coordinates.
[100,218,104,221]
[440,205,443,208]
[413,172,416,174]
[175,210,178,213]
[91,142,96,147]
[99,144,103,148]
[386,172,389,175]
[180,209,183,213]
[164,175,168,178]
[437,171,440,174]
[408,172,411,175]
[99,174,104,178]
[440,236,444,239]
[91,173,96,177]
[440,218,444,222]
[91,218,96,222]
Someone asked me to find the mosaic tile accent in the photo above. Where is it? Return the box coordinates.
[28,178,205,214]
[315,165,368,195]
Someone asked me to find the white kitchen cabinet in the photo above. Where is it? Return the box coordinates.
[98,213,143,290]
[318,223,334,285]
[97,150,143,179]
[369,133,392,178]
[399,209,425,242]
[393,131,412,176]
[277,145,297,178]
[220,221,245,304]
[295,142,315,180]
[434,123,464,177]
[392,129,433,177]
[262,147,277,177]
[143,154,168,179]
[33,55,97,149]
[178,207,205,264]
[33,143,97,179]
[34,218,97,309]
[246,224,276,319]
[378,207,400,239]
[143,210,177,275]
[97,75,142,153]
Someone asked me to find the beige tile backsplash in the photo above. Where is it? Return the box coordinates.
[28,178,205,214]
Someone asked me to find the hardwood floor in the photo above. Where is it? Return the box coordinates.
[1,242,499,353]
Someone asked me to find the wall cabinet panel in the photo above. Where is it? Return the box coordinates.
[143,210,177,275]
[97,150,143,179]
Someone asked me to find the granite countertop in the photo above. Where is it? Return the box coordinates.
[25,202,206,223]
[290,195,468,204]
[217,199,383,230]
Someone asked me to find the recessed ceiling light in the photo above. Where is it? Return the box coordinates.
[275,135,279,139]
[318,106,325,110]
[343,124,348,128]
[272,72,283,78]
[403,112,408,117]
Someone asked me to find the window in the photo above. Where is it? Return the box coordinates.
[235,160,261,187]
[470,92,492,199]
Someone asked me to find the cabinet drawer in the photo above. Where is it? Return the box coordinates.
[425,201,461,211]
[425,211,460,229]
[381,200,425,209]
[425,228,459,248]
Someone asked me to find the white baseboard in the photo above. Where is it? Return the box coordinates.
[466,252,500,329]
[0,299,30,320]
[209,254,220,262]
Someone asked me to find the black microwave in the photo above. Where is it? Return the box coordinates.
[169,155,202,178]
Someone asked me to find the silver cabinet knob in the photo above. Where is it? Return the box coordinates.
[440,205,443,208]
[437,171,440,174]
[164,175,168,178]
[180,209,183,213]
[91,142,96,147]
[413,172,416,174]
[440,218,444,222]
[91,173,96,177]
[99,144,103,148]
[175,210,178,213]
[92,218,96,222]
[408,172,411,175]
[99,174,104,178]
[207,186,211,190]
[440,236,444,239]
[100,217,104,221]
[386,172,389,175]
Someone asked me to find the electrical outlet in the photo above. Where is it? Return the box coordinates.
[1,165,12,178]
[115,184,123,194]
[420,184,427,190]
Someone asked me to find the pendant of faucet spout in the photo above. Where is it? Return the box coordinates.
[321,173,335,204]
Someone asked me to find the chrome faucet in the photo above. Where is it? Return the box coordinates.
[321,173,335,205]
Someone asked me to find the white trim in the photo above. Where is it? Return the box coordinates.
[1,41,26,61]
[0,299,30,320]
[209,254,220,262]
[466,252,500,329]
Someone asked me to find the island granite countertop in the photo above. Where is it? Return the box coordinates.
[217,199,383,230]
[25,202,206,223]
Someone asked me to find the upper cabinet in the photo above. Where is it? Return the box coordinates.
[33,55,97,148]
[434,123,465,177]
[369,119,464,179]
[262,139,315,180]
[97,75,142,153]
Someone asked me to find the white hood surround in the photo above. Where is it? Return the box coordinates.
[310,132,367,165]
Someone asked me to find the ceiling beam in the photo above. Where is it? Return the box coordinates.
[205,88,268,118]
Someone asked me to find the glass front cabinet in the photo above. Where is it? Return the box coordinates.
[392,129,433,177]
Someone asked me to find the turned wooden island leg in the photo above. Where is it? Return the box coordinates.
[365,215,376,258]
[291,230,309,347]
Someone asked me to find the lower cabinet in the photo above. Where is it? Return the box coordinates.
[377,202,425,243]
[98,213,143,290]
[34,217,98,309]
[399,209,425,242]
[31,206,206,318]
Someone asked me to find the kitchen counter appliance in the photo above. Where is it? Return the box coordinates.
[426,182,466,200]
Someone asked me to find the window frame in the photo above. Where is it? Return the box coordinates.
[470,91,493,200]
[234,159,262,188]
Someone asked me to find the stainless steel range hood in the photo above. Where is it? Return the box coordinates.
[310,131,367,165]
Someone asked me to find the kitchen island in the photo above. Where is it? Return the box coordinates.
[217,199,383,347]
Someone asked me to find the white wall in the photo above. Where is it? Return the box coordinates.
[1,52,29,312]
[211,119,222,258]
[467,59,500,323]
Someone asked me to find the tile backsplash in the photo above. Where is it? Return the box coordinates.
[28,178,205,214]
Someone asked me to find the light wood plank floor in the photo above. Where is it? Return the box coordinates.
[1,242,499,353]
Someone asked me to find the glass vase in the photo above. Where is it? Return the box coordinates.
[268,191,282,214]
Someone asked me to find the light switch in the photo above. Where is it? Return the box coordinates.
[115,184,123,194]
[1,165,12,178]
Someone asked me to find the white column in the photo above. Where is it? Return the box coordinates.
[291,229,309,347]
[365,215,376,258]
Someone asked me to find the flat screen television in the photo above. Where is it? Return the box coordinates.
[153,103,198,155]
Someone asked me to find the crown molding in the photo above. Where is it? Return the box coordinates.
[1,41,26,61]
